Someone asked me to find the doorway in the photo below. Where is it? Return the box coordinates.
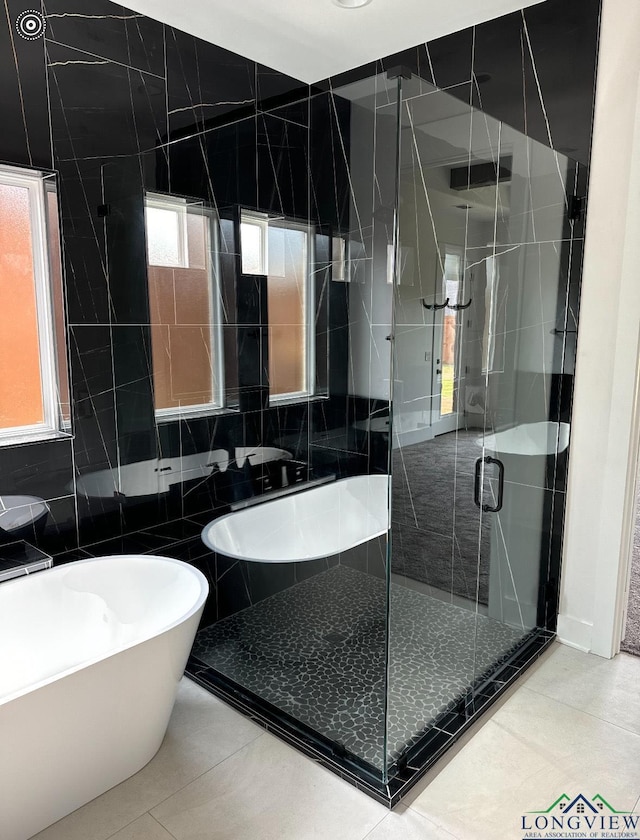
[430,245,465,437]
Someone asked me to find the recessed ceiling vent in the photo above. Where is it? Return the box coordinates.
[450,156,512,191]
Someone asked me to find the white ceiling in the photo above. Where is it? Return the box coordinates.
[121,0,546,84]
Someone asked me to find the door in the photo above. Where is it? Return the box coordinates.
[386,74,578,772]
[429,244,466,437]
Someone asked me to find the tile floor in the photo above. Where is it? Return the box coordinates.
[33,643,640,840]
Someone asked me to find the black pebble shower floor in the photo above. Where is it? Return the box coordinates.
[192,565,524,769]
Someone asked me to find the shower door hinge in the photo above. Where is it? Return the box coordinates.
[97,203,111,218]
[568,195,583,222]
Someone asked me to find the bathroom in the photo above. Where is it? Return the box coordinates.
[3,0,640,837]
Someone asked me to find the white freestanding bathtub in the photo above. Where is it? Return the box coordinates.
[479,421,570,456]
[201,474,390,562]
[0,555,208,840]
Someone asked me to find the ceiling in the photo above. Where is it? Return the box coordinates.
[120,0,546,84]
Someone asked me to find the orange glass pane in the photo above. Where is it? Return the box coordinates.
[0,183,44,428]
[268,227,307,397]
[146,206,215,411]
[167,325,213,404]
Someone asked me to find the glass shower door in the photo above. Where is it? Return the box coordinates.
[474,121,576,667]
[386,74,577,777]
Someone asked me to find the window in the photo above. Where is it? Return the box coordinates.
[240,210,315,403]
[144,193,224,419]
[240,211,268,276]
[0,165,69,444]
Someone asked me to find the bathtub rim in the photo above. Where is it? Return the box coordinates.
[0,554,208,707]
[201,473,391,564]
[476,420,571,456]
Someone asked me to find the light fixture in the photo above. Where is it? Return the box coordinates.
[333,0,373,8]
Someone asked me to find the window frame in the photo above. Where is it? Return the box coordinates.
[239,209,316,405]
[0,165,68,446]
[144,191,225,422]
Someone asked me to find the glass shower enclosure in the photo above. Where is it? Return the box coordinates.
[187,66,580,805]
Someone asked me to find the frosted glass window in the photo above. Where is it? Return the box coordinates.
[0,167,69,443]
[267,224,312,401]
[0,183,43,428]
[240,214,268,275]
[146,204,186,267]
[145,193,223,418]
[240,209,314,403]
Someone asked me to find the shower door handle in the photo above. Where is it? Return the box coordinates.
[483,456,504,513]
[473,455,505,513]
[473,457,483,509]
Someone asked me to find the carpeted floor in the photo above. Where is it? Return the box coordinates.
[390,430,491,605]
[621,496,640,656]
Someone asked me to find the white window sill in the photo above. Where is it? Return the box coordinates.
[268,394,329,408]
[155,406,241,424]
[0,429,73,448]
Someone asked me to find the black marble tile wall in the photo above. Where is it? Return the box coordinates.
[69,325,118,472]
[256,64,308,111]
[47,44,166,160]
[309,92,351,231]
[0,0,318,566]
[55,159,110,324]
[103,159,152,324]
[44,0,165,76]
[166,27,255,137]
[0,438,77,556]
[257,105,309,220]
[0,6,49,168]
